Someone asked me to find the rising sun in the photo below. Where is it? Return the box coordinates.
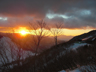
[20,30,27,36]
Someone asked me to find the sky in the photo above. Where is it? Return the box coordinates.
[0,0,96,36]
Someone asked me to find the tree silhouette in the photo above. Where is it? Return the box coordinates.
[29,20,48,56]
[49,23,63,46]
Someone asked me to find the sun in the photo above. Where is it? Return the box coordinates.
[20,30,27,36]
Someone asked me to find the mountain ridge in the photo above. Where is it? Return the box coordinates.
[0,30,96,72]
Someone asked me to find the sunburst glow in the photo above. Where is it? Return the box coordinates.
[20,30,27,35]
[15,27,29,36]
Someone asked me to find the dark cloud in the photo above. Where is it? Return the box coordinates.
[0,0,61,17]
[0,0,96,29]
[0,0,95,16]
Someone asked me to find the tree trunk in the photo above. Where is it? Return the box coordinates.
[55,36,57,46]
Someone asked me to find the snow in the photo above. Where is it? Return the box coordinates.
[82,36,92,41]
[59,70,66,72]
[59,69,81,72]
[69,43,87,50]
[0,37,35,66]
[59,65,96,72]
[59,42,94,72]
[70,69,81,72]
[79,65,96,72]
[92,37,96,41]
[54,42,89,67]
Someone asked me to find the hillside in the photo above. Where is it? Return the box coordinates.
[0,33,65,53]
[0,37,35,69]
[0,30,96,72]
[70,30,96,42]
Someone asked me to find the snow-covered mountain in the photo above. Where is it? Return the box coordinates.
[1,30,96,72]
[0,36,35,69]
[5,30,96,72]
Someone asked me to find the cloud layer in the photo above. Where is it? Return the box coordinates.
[0,0,96,29]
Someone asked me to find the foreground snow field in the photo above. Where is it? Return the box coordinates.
[60,65,96,72]
[0,37,35,66]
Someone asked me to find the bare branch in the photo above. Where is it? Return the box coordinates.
[29,20,48,55]
[49,23,63,46]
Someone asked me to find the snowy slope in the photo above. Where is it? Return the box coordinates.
[59,65,96,72]
[4,30,96,72]
[68,42,88,50]
[0,37,35,66]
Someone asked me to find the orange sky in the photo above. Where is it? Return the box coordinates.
[62,28,94,36]
[0,27,95,37]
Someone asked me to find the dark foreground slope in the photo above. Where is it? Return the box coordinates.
[2,30,96,72]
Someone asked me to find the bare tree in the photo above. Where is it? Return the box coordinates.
[49,23,63,46]
[29,20,48,56]
[29,20,48,72]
